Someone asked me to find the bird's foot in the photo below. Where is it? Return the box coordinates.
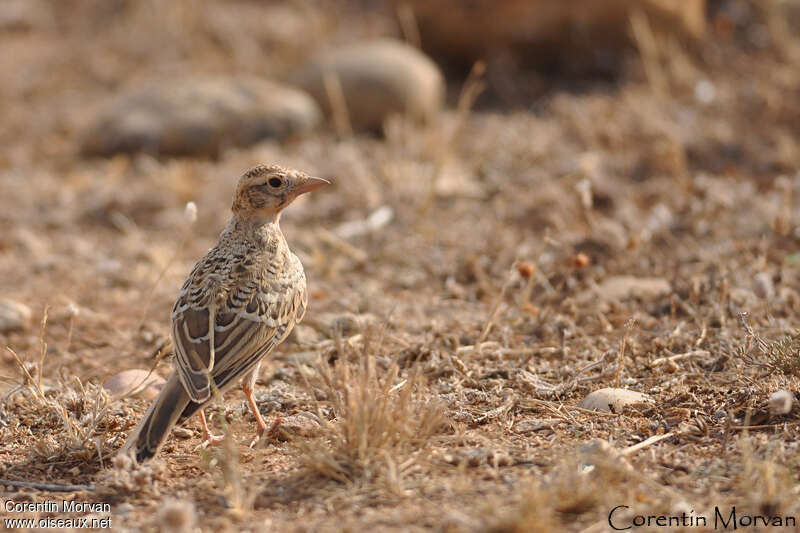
[197,431,226,450]
[249,416,284,448]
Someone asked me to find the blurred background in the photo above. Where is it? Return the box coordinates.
[2,0,800,402]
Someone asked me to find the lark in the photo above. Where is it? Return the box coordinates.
[121,164,328,462]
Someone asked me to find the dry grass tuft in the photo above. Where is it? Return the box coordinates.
[488,483,561,533]
[94,453,168,501]
[732,435,798,516]
[198,429,251,515]
[738,313,800,377]
[2,356,113,463]
[490,440,672,532]
[296,352,446,488]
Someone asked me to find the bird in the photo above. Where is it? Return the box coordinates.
[120,164,329,462]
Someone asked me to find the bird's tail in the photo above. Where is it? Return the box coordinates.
[119,372,192,462]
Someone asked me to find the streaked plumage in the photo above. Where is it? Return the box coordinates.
[121,164,328,462]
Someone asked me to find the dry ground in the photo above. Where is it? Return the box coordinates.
[3,1,800,531]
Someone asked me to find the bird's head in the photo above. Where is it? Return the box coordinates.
[232,164,329,222]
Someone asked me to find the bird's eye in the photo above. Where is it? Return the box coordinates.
[268,177,283,188]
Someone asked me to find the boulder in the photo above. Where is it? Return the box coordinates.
[298,39,445,132]
[81,77,320,158]
[396,0,705,66]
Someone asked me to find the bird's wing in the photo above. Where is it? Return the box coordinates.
[171,256,307,403]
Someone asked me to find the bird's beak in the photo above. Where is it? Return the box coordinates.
[294,176,331,196]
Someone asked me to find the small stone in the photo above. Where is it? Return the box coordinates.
[581,388,654,413]
[595,276,671,301]
[276,413,321,441]
[571,253,591,269]
[172,427,194,439]
[517,261,536,279]
[290,324,321,345]
[81,77,320,158]
[334,205,395,239]
[769,390,793,416]
[753,272,776,300]
[299,39,445,132]
[0,299,32,332]
[103,369,166,401]
[694,79,716,104]
[315,312,378,337]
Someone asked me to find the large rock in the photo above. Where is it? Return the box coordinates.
[81,77,320,158]
[298,39,445,132]
[396,0,705,65]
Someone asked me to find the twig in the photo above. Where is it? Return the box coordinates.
[519,398,616,418]
[322,70,352,138]
[0,478,95,492]
[396,3,420,49]
[473,394,516,424]
[650,350,709,367]
[731,422,800,431]
[37,306,49,392]
[615,319,636,388]
[5,346,45,401]
[420,61,485,214]
[317,228,368,264]
[621,431,675,456]
[478,266,516,344]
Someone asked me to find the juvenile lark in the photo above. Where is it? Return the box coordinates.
[121,164,328,462]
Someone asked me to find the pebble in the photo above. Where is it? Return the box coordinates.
[299,39,445,132]
[753,272,776,300]
[581,388,654,413]
[769,390,793,416]
[103,369,166,401]
[315,312,378,337]
[0,298,32,332]
[275,413,321,440]
[172,427,194,439]
[81,77,320,157]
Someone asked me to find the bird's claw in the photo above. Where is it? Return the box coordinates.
[249,417,284,448]
[197,433,226,450]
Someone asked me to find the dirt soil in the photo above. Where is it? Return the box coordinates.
[3,1,800,532]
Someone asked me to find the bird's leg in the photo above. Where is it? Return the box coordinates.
[198,409,225,447]
[243,364,282,447]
